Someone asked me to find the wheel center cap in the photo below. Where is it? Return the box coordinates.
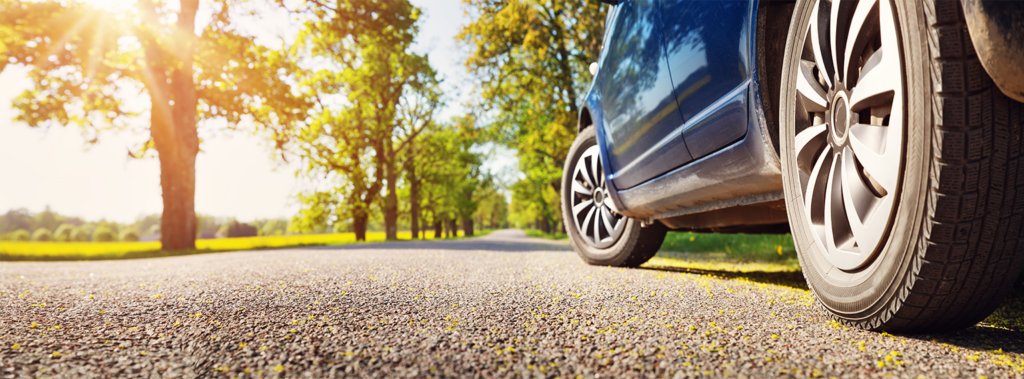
[594,189,605,205]
[831,91,851,144]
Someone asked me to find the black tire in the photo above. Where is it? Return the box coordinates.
[561,127,667,267]
[781,0,1024,332]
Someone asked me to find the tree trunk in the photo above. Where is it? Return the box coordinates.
[149,0,200,251]
[433,219,442,239]
[352,208,368,242]
[409,171,420,240]
[383,143,398,240]
[462,217,474,237]
[448,218,458,238]
[541,217,551,234]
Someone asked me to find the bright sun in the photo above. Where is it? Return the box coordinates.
[81,0,137,11]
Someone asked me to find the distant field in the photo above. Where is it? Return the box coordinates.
[0,231,465,261]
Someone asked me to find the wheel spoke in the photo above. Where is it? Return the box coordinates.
[796,124,828,174]
[600,207,617,236]
[571,180,592,197]
[830,0,858,79]
[810,0,834,88]
[580,205,596,244]
[576,162,595,189]
[848,123,897,193]
[798,61,829,112]
[841,147,887,256]
[591,155,601,191]
[878,0,900,59]
[803,145,833,220]
[592,203,601,242]
[843,0,878,84]
[824,152,852,252]
[849,47,897,110]
[572,199,594,218]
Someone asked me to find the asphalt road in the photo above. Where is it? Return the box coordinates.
[3,229,1024,378]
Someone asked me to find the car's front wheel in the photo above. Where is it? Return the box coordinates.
[781,0,1024,331]
[561,127,667,267]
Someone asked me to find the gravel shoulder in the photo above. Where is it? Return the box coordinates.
[2,229,1024,378]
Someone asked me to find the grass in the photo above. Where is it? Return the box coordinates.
[645,231,801,275]
[0,230,475,261]
[524,229,568,240]
[659,231,797,262]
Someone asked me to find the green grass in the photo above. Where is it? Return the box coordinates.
[524,229,568,240]
[0,230,481,262]
[643,232,802,279]
[660,231,797,263]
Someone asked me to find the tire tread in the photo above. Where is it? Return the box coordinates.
[876,0,1024,331]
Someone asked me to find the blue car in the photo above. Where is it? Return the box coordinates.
[563,0,1024,332]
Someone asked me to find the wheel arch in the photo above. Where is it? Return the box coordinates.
[754,0,797,158]
[577,106,595,133]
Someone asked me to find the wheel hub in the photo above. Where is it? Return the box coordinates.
[829,85,851,145]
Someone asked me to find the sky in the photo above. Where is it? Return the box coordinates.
[0,0,515,224]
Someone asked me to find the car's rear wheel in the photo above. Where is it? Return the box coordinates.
[562,127,667,267]
[781,0,1024,331]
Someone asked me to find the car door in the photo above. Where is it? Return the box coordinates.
[659,0,752,159]
[599,0,693,190]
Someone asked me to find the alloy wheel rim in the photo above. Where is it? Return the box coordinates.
[570,145,626,249]
[792,0,906,271]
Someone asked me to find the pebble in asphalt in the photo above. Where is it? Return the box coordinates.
[3,229,1024,378]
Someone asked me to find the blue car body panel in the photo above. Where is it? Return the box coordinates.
[585,0,784,220]
[596,0,693,190]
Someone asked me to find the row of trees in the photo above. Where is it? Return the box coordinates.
[1,208,141,242]
[275,0,502,240]
[458,1,607,233]
[0,208,292,242]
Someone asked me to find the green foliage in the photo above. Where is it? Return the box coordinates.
[53,224,76,242]
[291,192,344,234]
[119,229,140,242]
[257,219,289,237]
[284,0,446,239]
[220,221,258,238]
[92,226,116,242]
[32,228,53,242]
[473,185,509,230]
[70,228,89,242]
[524,229,567,240]
[459,1,607,231]
[10,229,30,241]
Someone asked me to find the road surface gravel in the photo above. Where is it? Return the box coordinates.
[3,229,1024,378]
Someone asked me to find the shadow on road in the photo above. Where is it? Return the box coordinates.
[904,318,1024,355]
[639,265,809,290]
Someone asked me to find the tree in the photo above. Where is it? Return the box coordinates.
[286,0,439,240]
[31,228,53,242]
[412,122,488,238]
[92,226,115,242]
[119,229,140,242]
[0,0,303,250]
[53,224,76,242]
[11,229,30,241]
[458,1,606,230]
